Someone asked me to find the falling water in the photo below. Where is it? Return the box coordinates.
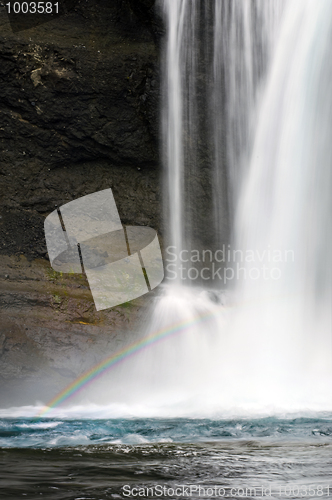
[30,0,331,416]
[161,0,283,269]
[213,0,283,227]
[230,0,332,409]
[143,0,331,414]
[161,0,200,268]
[161,0,186,261]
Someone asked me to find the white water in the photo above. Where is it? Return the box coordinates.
[138,0,331,414]
[230,0,332,409]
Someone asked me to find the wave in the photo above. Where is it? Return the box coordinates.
[0,413,331,448]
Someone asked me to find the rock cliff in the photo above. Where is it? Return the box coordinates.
[0,0,162,406]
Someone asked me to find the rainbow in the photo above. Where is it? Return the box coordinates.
[35,310,216,419]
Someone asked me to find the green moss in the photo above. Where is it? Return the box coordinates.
[53,293,62,304]
[45,267,62,281]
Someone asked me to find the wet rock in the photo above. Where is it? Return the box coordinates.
[0,255,156,406]
[0,0,162,260]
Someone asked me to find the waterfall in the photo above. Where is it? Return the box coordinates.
[161,0,200,272]
[161,0,186,262]
[64,0,331,416]
[213,0,283,226]
[160,0,284,275]
[150,0,331,413]
[231,0,332,409]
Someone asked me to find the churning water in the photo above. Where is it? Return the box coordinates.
[0,414,331,499]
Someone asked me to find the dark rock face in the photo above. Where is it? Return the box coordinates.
[0,0,162,259]
[0,0,165,404]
